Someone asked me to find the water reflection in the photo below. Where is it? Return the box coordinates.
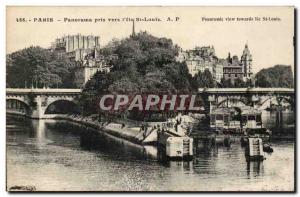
[262,110,295,136]
[46,120,158,161]
[32,120,47,147]
[165,161,194,173]
[246,161,264,178]
[6,111,295,191]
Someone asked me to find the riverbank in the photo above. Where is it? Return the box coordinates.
[54,114,147,144]
[7,111,196,146]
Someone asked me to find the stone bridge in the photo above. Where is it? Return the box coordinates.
[198,88,295,112]
[6,87,295,119]
[6,88,82,119]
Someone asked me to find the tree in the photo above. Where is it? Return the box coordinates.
[245,79,254,88]
[7,46,76,88]
[255,65,294,88]
[219,78,232,88]
[255,73,271,87]
[194,69,216,88]
[79,32,198,117]
[234,78,246,88]
[218,77,253,88]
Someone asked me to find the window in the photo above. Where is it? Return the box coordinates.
[224,115,229,122]
[216,114,223,120]
[248,115,255,120]
[242,116,247,125]
[211,115,216,122]
[256,115,262,123]
[224,115,229,126]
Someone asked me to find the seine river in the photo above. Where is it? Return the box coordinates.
[6,111,295,191]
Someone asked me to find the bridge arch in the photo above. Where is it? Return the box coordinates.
[217,97,248,108]
[6,98,31,115]
[44,99,81,115]
[257,96,294,110]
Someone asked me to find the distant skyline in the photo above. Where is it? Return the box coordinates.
[6,6,294,73]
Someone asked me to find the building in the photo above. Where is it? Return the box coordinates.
[73,51,112,88]
[222,54,244,84]
[51,34,111,88]
[222,44,253,84]
[51,34,100,54]
[241,44,253,79]
[215,63,224,83]
[178,43,253,84]
[185,57,215,77]
[177,46,222,82]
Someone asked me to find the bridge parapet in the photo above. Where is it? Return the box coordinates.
[198,88,294,95]
[6,88,295,118]
[198,88,294,111]
[6,88,82,119]
[6,88,82,94]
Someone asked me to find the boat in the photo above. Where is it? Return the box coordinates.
[210,107,243,135]
[210,106,271,139]
[245,137,265,161]
[241,107,270,133]
[165,136,193,160]
[157,127,193,161]
[245,128,271,141]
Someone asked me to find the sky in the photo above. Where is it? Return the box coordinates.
[6,6,294,73]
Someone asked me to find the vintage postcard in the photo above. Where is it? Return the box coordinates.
[6,6,295,192]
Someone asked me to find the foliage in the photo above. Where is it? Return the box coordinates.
[6,46,76,88]
[219,78,233,88]
[193,69,216,88]
[218,77,254,88]
[79,32,198,116]
[255,65,294,88]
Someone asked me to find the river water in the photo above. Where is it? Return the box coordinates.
[6,111,295,191]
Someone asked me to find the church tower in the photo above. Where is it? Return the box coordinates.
[241,43,253,79]
[131,20,136,37]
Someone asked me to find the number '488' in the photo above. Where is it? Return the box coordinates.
[16,18,26,22]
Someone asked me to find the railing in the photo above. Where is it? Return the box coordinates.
[6,88,82,94]
[6,87,294,94]
[199,87,294,94]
